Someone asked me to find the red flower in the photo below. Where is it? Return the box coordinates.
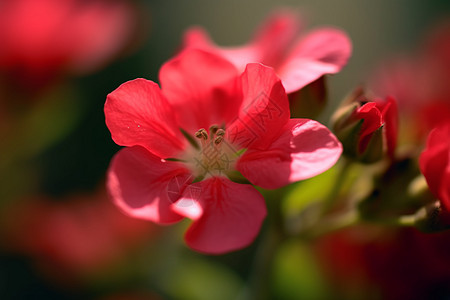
[182,10,352,94]
[0,0,137,89]
[105,49,342,254]
[315,227,450,300]
[419,123,450,216]
[2,189,155,280]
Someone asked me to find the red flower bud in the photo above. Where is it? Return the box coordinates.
[332,89,398,163]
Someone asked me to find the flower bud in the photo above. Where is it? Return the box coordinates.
[331,88,398,163]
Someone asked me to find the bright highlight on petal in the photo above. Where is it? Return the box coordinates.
[238,119,343,189]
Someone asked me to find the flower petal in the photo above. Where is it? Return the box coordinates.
[171,182,204,220]
[237,119,342,189]
[441,165,450,211]
[182,27,257,72]
[105,78,185,158]
[67,0,137,73]
[378,96,398,157]
[182,26,215,49]
[278,28,352,93]
[419,125,450,206]
[107,146,192,224]
[248,10,301,67]
[159,49,241,133]
[355,102,383,154]
[226,63,290,150]
[182,11,300,73]
[174,177,266,254]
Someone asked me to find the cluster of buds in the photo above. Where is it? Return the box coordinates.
[331,88,398,163]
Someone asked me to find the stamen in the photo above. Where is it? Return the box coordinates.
[187,126,236,178]
[209,124,219,136]
[216,129,225,137]
[195,128,208,140]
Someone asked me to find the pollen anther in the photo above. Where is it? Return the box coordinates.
[214,136,224,145]
[195,128,208,140]
[216,129,225,137]
[209,124,219,136]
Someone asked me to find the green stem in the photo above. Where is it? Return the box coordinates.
[300,209,360,240]
[244,191,286,300]
[322,158,352,213]
[245,226,283,300]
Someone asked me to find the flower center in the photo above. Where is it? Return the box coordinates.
[184,125,240,179]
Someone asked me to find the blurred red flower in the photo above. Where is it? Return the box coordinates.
[315,227,450,300]
[0,0,138,90]
[371,22,450,142]
[419,123,450,222]
[2,188,156,280]
[105,49,342,254]
[182,10,352,94]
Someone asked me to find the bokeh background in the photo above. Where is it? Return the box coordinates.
[1,0,450,299]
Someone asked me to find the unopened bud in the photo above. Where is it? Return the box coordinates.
[330,88,398,163]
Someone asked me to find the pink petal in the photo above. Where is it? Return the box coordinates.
[218,10,301,71]
[159,49,241,133]
[248,10,301,67]
[105,78,185,158]
[226,63,290,150]
[174,177,266,254]
[107,146,192,224]
[182,27,258,72]
[182,11,300,73]
[67,1,137,73]
[238,119,342,189]
[182,26,215,50]
[278,28,352,93]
